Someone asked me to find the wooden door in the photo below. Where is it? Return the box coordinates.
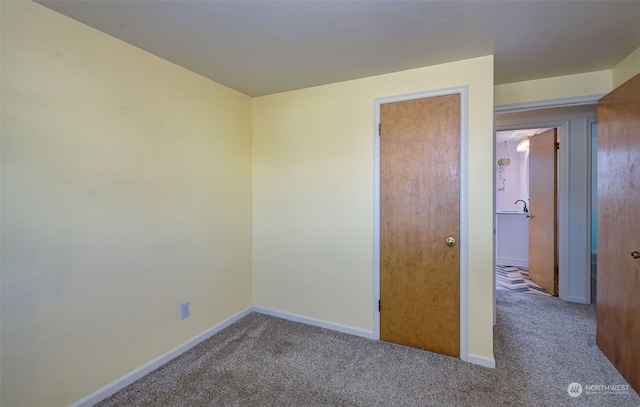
[596,73,640,393]
[528,128,558,295]
[380,94,460,357]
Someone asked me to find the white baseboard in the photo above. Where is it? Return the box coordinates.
[565,295,591,305]
[496,257,528,268]
[72,305,490,406]
[70,306,253,407]
[252,305,374,339]
[467,353,496,369]
[255,306,494,370]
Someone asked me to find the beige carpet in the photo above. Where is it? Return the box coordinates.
[96,290,639,406]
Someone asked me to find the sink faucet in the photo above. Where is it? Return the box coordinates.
[515,199,528,213]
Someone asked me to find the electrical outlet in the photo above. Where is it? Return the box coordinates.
[180,301,190,320]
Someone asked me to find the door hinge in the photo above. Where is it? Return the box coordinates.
[555,142,560,150]
[378,300,381,312]
[378,123,381,137]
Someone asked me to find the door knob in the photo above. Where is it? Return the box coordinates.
[632,251,640,259]
[446,237,456,247]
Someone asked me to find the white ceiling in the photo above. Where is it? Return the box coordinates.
[36,0,640,97]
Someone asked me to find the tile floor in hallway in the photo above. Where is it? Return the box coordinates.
[496,264,551,296]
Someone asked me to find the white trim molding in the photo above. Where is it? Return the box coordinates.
[494,94,605,114]
[468,353,497,369]
[557,122,571,302]
[372,85,470,364]
[70,307,253,407]
[253,306,374,339]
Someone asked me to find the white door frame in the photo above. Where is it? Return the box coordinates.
[373,86,469,362]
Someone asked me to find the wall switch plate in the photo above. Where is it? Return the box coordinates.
[181,301,190,320]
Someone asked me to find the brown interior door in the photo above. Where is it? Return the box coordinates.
[528,128,558,295]
[596,73,640,394]
[380,94,460,357]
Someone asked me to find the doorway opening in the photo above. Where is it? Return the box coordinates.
[495,128,555,297]
[494,103,598,306]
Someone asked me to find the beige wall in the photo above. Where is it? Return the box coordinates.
[612,46,640,88]
[0,2,253,406]
[253,56,495,360]
[494,70,612,107]
[495,46,640,107]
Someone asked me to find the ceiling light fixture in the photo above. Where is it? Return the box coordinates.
[516,136,530,152]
